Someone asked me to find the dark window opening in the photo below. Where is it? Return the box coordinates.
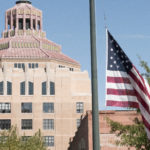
[13,16,16,29]
[7,17,11,30]
[26,19,30,30]
[21,119,32,130]
[28,82,34,95]
[0,120,11,130]
[19,18,23,30]
[50,82,55,95]
[42,82,47,95]
[33,19,36,30]
[43,103,54,113]
[21,103,32,113]
[20,81,25,95]
[37,20,40,30]
[7,81,12,95]
[0,82,4,95]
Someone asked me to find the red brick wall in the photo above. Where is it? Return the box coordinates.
[68,110,140,150]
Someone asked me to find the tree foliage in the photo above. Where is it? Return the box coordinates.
[107,60,150,150]
[0,126,46,150]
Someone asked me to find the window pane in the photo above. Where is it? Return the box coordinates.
[0,120,11,130]
[43,119,54,130]
[76,119,81,128]
[35,63,38,68]
[32,63,34,68]
[43,103,54,113]
[0,82,4,95]
[7,81,12,95]
[42,82,47,95]
[0,103,11,113]
[50,82,55,95]
[44,136,54,147]
[21,119,32,130]
[28,82,33,95]
[76,102,84,113]
[14,63,17,68]
[21,103,32,113]
[20,82,25,95]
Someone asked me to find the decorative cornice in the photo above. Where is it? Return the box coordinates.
[16,0,31,4]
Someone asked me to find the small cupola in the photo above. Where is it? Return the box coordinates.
[2,0,45,38]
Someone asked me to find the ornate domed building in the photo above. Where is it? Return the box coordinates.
[0,0,91,149]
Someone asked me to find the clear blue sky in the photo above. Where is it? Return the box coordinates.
[1,0,150,110]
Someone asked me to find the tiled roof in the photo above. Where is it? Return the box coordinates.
[0,48,79,65]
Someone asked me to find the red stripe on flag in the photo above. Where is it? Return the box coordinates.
[129,71,147,96]
[107,88,136,96]
[142,116,150,132]
[106,100,139,108]
[134,90,150,115]
[107,76,131,84]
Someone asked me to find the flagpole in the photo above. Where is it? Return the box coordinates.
[89,0,100,150]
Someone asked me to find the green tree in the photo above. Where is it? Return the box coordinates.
[0,126,46,150]
[107,60,150,150]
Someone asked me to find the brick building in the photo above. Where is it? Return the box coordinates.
[68,110,140,150]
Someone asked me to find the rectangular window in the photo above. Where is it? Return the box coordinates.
[43,103,54,113]
[28,82,33,95]
[76,119,81,128]
[0,103,11,113]
[7,81,12,95]
[42,82,47,95]
[32,63,34,68]
[33,19,36,30]
[19,18,23,30]
[14,63,17,68]
[29,63,31,68]
[22,63,25,71]
[35,63,38,68]
[44,136,54,147]
[0,82,4,95]
[21,119,32,130]
[76,102,84,113]
[20,81,25,95]
[50,82,55,95]
[0,120,11,130]
[26,18,30,29]
[22,136,31,142]
[21,103,32,113]
[43,119,54,130]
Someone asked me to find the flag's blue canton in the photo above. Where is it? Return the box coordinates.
[107,31,132,73]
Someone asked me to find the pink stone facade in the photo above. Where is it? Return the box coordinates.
[0,1,92,150]
[68,110,141,150]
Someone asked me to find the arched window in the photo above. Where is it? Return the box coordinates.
[7,81,12,95]
[50,82,55,95]
[28,82,33,95]
[42,82,47,95]
[0,81,4,95]
[20,81,25,95]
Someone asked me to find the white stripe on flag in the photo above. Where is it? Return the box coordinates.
[106,83,133,90]
[106,95,138,102]
[106,70,128,78]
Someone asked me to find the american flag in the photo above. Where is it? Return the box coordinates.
[106,29,150,139]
